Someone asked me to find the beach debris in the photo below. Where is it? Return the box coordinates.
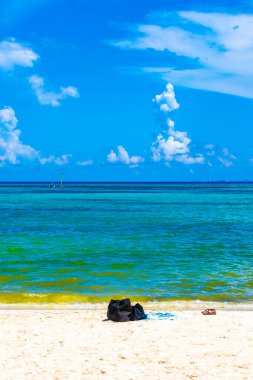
[201,308,217,315]
[107,298,147,322]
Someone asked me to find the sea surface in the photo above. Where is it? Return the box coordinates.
[0,182,252,303]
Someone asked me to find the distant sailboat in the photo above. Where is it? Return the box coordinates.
[49,174,55,188]
[59,172,64,188]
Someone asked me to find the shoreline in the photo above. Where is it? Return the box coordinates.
[0,300,253,311]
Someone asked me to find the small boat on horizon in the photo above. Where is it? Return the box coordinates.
[59,172,64,188]
[49,174,55,188]
[49,173,64,189]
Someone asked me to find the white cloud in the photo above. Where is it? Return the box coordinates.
[77,159,94,166]
[217,156,234,167]
[222,147,236,159]
[205,143,216,156]
[116,24,213,59]
[176,154,204,164]
[217,147,236,167]
[153,82,179,112]
[28,75,79,106]
[204,144,236,167]
[151,83,204,165]
[114,11,253,99]
[0,40,38,69]
[0,106,39,165]
[107,150,118,163]
[0,106,18,128]
[179,11,253,55]
[54,154,72,166]
[0,106,72,166]
[39,154,72,166]
[152,130,190,161]
[151,127,204,164]
[107,145,144,166]
[39,155,55,165]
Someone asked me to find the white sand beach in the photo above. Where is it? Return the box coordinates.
[0,303,252,380]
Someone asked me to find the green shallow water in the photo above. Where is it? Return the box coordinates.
[0,182,252,303]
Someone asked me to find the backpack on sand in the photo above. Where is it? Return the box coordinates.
[107,298,147,322]
[131,303,147,321]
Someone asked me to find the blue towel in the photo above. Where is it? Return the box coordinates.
[146,312,178,320]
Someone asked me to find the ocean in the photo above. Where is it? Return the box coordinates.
[0,182,252,303]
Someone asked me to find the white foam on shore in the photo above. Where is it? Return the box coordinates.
[0,300,252,311]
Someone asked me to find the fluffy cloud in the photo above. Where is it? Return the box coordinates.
[151,125,204,164]
[153,83,179,112]
[107,146,144,166]
[39,154,72,166]
[176,154,204,164]
[0,40,38,69]
[217,148,236,167]
[54,154,72,166]
[77,159,94,166]
[28,75,79,106]
[205,143,216,156]
[114,11,253,99]
[38,155,54,165]
[0,106,72,166]
[0,106,39,165]
[205,144,236,167]
[151,84,204,165]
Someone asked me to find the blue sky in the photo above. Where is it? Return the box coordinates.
[0,0,253,181]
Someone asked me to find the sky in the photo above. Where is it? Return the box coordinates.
[1,0,253,181]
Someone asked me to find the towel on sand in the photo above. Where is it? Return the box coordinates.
[146,312,178,320]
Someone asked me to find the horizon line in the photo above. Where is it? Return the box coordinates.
[0,181,253,184]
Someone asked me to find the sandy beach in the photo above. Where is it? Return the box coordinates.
[0,302,252,380]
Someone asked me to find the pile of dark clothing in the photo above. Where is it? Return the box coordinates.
[107,298,147,322]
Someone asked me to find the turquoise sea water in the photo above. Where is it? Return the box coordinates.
[0,182,252,303]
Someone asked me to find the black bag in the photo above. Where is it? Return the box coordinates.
[107,298,132,322]
[107,298,147,322]
[131,302,147,321]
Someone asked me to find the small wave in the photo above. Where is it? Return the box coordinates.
[0,293,252,311]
